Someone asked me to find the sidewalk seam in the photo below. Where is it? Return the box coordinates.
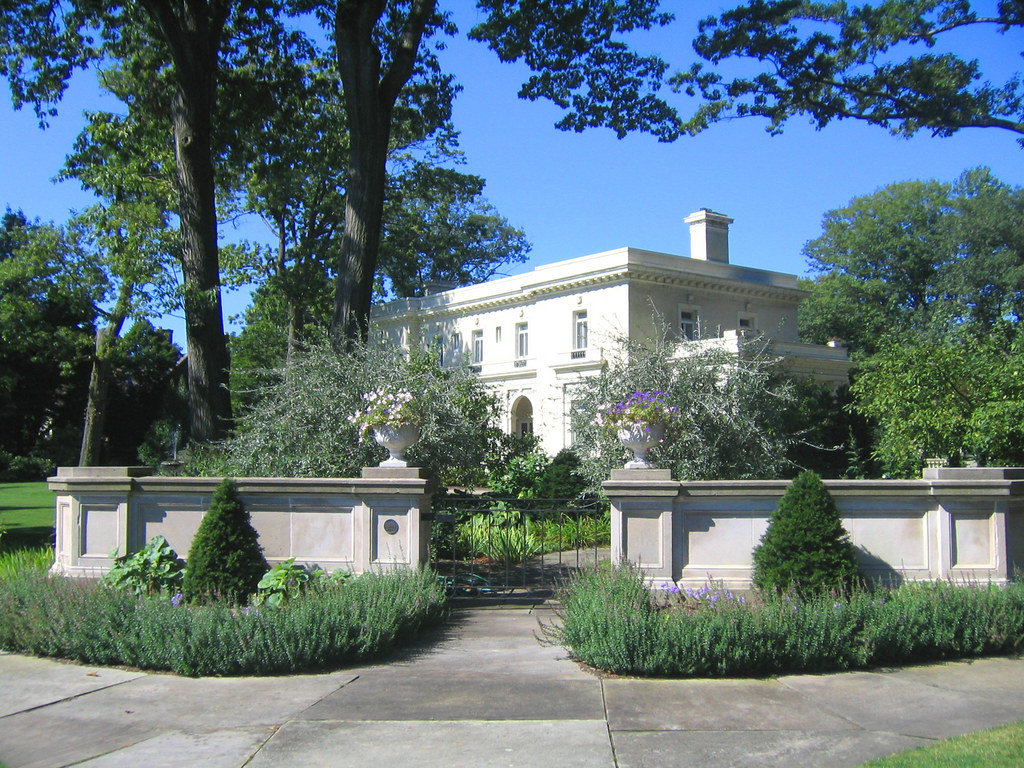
[240,675,361,766]
[0,674,145,721]
[240,724,281,767]
[601,678,619,768]
[774,677,869,733]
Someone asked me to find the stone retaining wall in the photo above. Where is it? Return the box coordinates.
[604,467,1024,589]
[48,467,431,579]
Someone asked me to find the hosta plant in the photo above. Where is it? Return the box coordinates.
[102,535,185,597]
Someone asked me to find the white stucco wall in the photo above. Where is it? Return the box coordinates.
[371,238,850,454]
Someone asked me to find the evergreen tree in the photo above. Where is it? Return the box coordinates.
[752,471,859,597]
[538,449,589,500]
[183,479,268,604]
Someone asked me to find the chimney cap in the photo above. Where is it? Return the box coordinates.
[684,208,734,226]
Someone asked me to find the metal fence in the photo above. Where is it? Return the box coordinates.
[428,495,610,598]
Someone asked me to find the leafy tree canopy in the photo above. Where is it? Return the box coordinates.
[851,328,1024,472]
[799,167,1024,356]
[378,163,530,297]
[799,168,1024,473]
[0,210,97,464]
[470,0,681,140]
[674,0,1024,143]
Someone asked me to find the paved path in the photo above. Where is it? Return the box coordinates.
[1,605,1023,767]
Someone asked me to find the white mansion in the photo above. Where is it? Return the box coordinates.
[372,210,851,453]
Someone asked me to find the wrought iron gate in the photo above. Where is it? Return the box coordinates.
[428,495,610,598]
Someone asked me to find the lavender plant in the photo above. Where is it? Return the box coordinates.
[548,566,1024,677]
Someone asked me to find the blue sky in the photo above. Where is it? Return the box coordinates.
[1,2,1021,344]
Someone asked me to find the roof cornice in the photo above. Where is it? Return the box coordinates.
[372,247,807,323]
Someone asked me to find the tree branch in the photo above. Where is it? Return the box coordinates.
[379,0,435,107]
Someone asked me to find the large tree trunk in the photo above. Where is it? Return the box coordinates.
[332,129,390,342]
[173,82,233,442]
[79,328,120,466]
[142,0,234,443]
[329,0,434,346]
[79,285,132,466]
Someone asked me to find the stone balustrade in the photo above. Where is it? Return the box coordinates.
[604,467,1024,589]
[48,466,431,579]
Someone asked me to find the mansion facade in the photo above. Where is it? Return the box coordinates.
[371,210,851,453]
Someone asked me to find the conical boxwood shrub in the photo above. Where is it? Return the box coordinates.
[183,478,268,604]
[538,449,590,500]
[752,471,859,598]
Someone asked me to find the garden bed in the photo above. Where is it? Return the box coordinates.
[546,566,1024,677]
[0,568,447,677]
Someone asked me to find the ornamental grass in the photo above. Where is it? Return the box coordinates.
[547,565,1024,677]
[0,568,446,677]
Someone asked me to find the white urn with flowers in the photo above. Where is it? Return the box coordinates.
[596,391,677,469]
[350,387,422,467]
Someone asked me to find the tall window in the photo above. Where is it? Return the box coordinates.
[472,329,483,364]
[680,309,697,340]
[495,326,502,344]
[451,332,461,360]
[573,310,588,350]
[516,322,528,358]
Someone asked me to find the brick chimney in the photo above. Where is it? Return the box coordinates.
[685,209,733,263]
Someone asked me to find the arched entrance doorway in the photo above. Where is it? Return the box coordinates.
[511,396,533,439]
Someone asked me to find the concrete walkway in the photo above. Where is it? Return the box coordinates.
[1,605,1023,768]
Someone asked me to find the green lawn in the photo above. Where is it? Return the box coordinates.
[858,721,1024,768]
[0,481,55,550]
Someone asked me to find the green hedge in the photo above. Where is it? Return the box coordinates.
[0,568,446,676]
[548,566,1024,677]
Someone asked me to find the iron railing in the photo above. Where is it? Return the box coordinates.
[428,494,610,597]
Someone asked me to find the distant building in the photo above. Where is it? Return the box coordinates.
[372,210,851,453]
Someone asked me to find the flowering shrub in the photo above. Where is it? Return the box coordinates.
[567,332,798,492]
[349,387,420,439]
[654,582,747,610]
[214,341,499,486]
[683,584,746,608]
[595,391,678,430]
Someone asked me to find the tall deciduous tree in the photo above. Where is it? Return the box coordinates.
[799,168,1024,356]
[0,211,97,469]
[302,0,678,342]
[800,169,1024,472]
[61,71,181,465]
[1,1,284,441]
[675,0,1024,142]
[230,161,530,406]
[379,163,530,297]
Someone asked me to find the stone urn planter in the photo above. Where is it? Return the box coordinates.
[617,422,665,469]
[373,423,421,467]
